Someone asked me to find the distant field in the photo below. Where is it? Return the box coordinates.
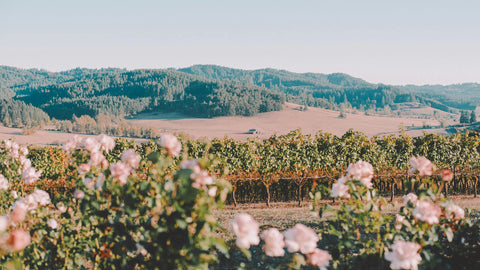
[127,102,448,140]
[0,102,452,145]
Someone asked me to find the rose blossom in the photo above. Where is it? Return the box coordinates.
[57,202,67,213]
[331,178,350,198]
[408,157,434,176]
[20,156,31,170]
[83,137,101,153]
[385,240,422,270]
[439,169,454,182]
[10,191,17,199]
[230,213,260,249]
[96,173,105,190]
[261,228,285,257]
[191,170,214,189]
[0,174,8,190]
[346,160,374,188]
[158,134,181,157]
[83,177,95,188]
[98,134,115,152]
[22,167,42,185]
[121,149,141,169]
[63,135,82,152]
[306,248,332,270]
[0,216,8,232]
[5,230,31,252]
[10,204,27,223]
[181,159,202,174]
[441,202,465,220]
[31,190,51,206]
[403,193,418,206]
[78,163,91,174]
[89,151,106,166]
[110,162,131,185]
[47,219,59,229]
[413,200,442,225]
[395,214,405,230]
[208,186,217,197]
[283,223,319,254]
[74,190,85,200]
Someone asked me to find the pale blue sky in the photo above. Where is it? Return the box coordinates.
[1,0,479,85]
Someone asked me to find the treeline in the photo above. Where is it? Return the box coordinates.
[0,99,50,128]
[55,114,158,139]
[179,65,460,113]
[18,69,284,119]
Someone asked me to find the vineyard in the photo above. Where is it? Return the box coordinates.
[0,130,478,268]
[181,128,480,205]
[24,128,480,205]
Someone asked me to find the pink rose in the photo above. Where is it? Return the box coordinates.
[283,223,319,254]
[191,170,214,189]
[331,177,350,198]
[181,159,202,174]
[63,135,82,152]
[346,160,374,188]
[385,240,422,270]
[403,193,418,206]
[306,248,332,270]
[121,149,141,169]
[89,151,106,167]
[10,205,27,223]
[413,200,442,225]
[441,202,465,220]
[47,219,60,229]
[0,174,8,191]
[439,169,454,182]
[208,186,217,197]
[78,163,91,174]
[83,137,101,153]
[230,213,260,249]
[158,134,181,157]
[31,190,50,206]
[74,190,85,200]
[110,162,131,185]
[22,167,42,185]
[98,134,115,153]
[6,230,31,251]
[261,228,285,257]
[0,216,8,232]
[409,157,434,176]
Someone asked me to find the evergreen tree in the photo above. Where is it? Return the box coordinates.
[470,111,477,123]
[460,111,469,124]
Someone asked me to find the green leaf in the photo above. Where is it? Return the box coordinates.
[147,151,161,163]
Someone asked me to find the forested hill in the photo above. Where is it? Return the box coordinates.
[178,65,475,112]
[398,83,480,110]
[7,69,284,120]
[1,65,479,128]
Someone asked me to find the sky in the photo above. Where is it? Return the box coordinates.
[1,0,480,85]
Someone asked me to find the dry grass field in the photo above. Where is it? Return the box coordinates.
[0,103,453,145]
[128,102,449,140]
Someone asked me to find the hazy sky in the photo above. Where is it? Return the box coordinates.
[1,0,479,85]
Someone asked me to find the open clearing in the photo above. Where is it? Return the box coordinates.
[0,103,451,145]
[128,102,448,140]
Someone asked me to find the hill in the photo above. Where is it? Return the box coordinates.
[178,65,475,113]
[1,68,284,121]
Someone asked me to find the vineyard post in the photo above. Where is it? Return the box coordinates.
[475,176,478,198]
[390,176,395,203]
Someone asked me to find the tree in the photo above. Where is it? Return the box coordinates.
[460,111,469,124]
[470,111,477,123]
